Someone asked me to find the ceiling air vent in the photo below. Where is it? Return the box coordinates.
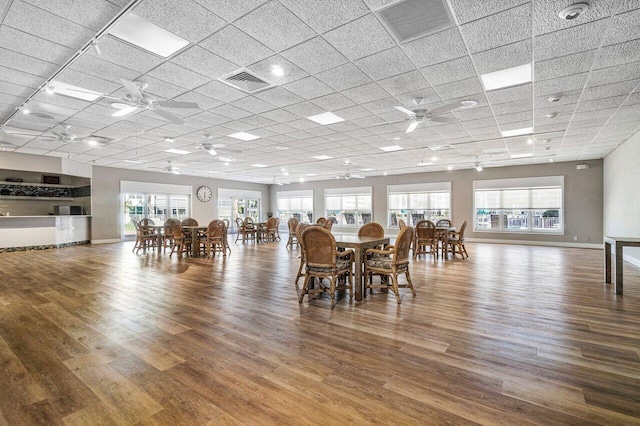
[376,0,454,43]
[218,68,272,94]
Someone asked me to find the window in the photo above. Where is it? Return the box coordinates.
[388,182,451,227]
[325,186,372,227]
[276,190,313,224]
[474,176,563,234]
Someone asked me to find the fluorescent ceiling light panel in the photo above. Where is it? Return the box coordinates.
[307,112,345,125]
[360,168,374,171]
[417,162,434,166]
[511,153,533,158]
[312,155,333,160]
[124,160,145,164]
[501,127,533,137]
[109,13,190,57]
[49,81,103,101]
[251,164,268,167]
[165,148,190,155]
[480,63,532,91]
[379,145,403,152]
[228,132,260,141]
[112,106,138,117]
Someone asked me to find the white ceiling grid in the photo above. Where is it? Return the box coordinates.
[0,0,639,183]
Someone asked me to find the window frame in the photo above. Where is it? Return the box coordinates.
[387,182,451,228]
[324,186,372,227]
[276,189,314,225]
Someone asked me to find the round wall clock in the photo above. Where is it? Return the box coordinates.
[196,186,212,203]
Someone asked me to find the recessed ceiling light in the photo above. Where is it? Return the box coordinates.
[312,155,333,160]
[511,153,533,158]
[275,146,288,150]
[501,127,533,137]
[546,112,558,118]
[447,165,453,171]
[251,164,268,168]
[431,156,438,161]
[163,137,175,142]
[45,85,55,95]
[558,3,589,20]
[417,162,434,166]
[229,132,260,141]
[166,148,190,155]
[307,112,345,125]
[22,107,29,114]
[271,65,284,77]
[299,177,305,183]
[379,145,403,152]
[393,137,401,140]
[305,173,318,176]
[384,172,388,176]
[548,95,562,102]
[49,81,103,101]
[360,168,374,171]
[109,13,190,57]
[87,139,109,147]
[459,100,478,109]
[124,160,145,164]
[430,145,453,151]
[550,158,554,162]
[527,138,533,144]
[480,63,532,91]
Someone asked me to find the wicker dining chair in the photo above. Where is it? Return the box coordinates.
[436,218,452,228]
[286,217,300,248]
[132,218,158,253]
[398,219,407,230]
[364,225,416,304]
[298,226,354,309]
[182,218,198,226]
[445,219,469,259]
[413,220,438,258]
[294,223,313,284]
[235,217,256,243]
[316,217,326,225]
[221,219,231,253]
[263,217,279,242]
[323,219,334,231]
[204,219,227,257]
[162,219,177,253]
[169,220,192,258]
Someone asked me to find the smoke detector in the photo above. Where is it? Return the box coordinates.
[558,3,589,20]
[548,94,562,102]
[546,112,558,118]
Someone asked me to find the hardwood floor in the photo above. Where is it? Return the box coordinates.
[0,240,639,425]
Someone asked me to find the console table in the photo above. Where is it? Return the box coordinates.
[604,236,640,295]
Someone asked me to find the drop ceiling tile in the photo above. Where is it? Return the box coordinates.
[533,0,629,36]
[433,77,483,101]
[472,39,531,75]
[284,101,325,118]
[261,108,299,123]
[323,13,396,61]
[4,1,94,49]
[0,81,32,98]
[253,87,304,108]
[200,25,274,67]
[69,53,139,83]
[486,83,532,106]
[172,91,223,111]
[282,76,335,100]
[316,63,372,92]
[594,39,640,70]
[96,35,165,74]
[311,93,355,111]
[333,105,372,120]
[22,0,120,31]
[193,0,266,22]
[454,105,494,121]
[235,1,315,52]
[589,62,640,87]
[0,26,74,65]
[194,80,246,103]
[603,7,640,46]
[55,68,121,95]
[247,55,309,86]
[461,4,530,54]
[147,62,211,91]
[535,50,596,82]
[581,79,639,102]
[534,73,589,97]
[339,83,388,105]
[171,46,238,80]
[230,95,276,114]
[402,27,467,67]
[279,0,369,33]
[420,56,476,87]
[495,110,533,126]
[209,104,253,120]
[133,0,225,42]
[280,37,348,75]
[535,20,608,61]
[125,75,186,99]
[0,48,52,79]
[354,47,414,80]
[491,100,534,116]
[460,117,498,130]
[449,0,529,24]
[376,70,430,97]
[263,123,298,134]
[360,97,398,115]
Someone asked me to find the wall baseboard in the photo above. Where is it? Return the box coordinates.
[91,239,122,244]
[465,237,602,250]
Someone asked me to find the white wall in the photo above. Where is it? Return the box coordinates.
[603,128,640,263]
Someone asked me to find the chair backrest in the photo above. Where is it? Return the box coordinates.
[436,219,452,228]
[221,218,230,230]
[170,220,184,239]
[140,218,155,226]
[244,217,254,225]
[235,217,245,231]
[164,218,177,236]
[358,222,384,238]
[415,219,436,239]
[316,217,326,224]
[394,226,414,264]
[398,219,407,230]
[182,217,198,226]
[296,223,312,237]
[207,219,226,237]
[266,217,278,230]
[288,217,299,233]
[301,226,337,267]
[323,219,333,231]
[131,218,141,232]
[458,220,468,239]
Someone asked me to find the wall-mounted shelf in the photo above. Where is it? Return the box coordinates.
[0,195,75,201]
[1,181,81,188]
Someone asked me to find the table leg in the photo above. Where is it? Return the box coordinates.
[604,241,611,284]
[354,246,363,301]
[615,243,623,295]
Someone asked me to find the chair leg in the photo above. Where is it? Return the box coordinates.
[391,274,401,304]
[299,275,311,303]
[295,257,305,284]
[405,269,416,297]
[329,277,336,309]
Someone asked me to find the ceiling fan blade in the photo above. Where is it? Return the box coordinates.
[429,101,463,116]
[429,116,457,124]
[2,130,40,137]
[406,121,419,133]
[155,100,200,109]
[153,108,185,125]
[394,106,416,116]
[120,78,144,100]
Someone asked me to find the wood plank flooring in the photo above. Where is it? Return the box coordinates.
[0,240,639,425]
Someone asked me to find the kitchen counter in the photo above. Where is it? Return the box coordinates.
[0,215,91,251]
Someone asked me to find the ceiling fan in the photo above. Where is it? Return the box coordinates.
[335,167,365,180]
[195,134,242,157]
[150,161,180,174]
[393,98,465,133]
[3,125,78,142]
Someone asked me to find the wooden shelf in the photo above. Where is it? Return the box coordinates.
[0,195,74,201]
[0,181,81,188]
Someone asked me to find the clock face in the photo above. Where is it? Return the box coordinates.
[197,186,212,203]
